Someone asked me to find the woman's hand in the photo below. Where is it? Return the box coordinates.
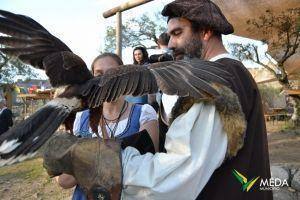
[55,174,77,189]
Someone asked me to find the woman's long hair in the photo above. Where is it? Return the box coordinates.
[133,46,149,65]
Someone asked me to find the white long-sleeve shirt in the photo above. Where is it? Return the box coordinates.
[121,102,228,200]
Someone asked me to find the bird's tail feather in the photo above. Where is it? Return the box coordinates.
[0,103,70,166]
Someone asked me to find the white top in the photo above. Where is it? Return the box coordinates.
[73,104,157,138]
[161,94,178,122]
[209,53,236,62]
[121,55,231,199]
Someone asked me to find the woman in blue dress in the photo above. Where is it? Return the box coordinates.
[55,53,159,200]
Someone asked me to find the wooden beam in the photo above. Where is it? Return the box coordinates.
[283,89,300,95]
[257,76,300,84]
[116,12,122,57]
[103,0,154,18]
[103,0,154,57]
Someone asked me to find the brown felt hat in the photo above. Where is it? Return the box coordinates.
[162,0,234,35]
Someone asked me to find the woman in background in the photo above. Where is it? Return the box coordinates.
[125,46,150,104]
[133,46,149,65]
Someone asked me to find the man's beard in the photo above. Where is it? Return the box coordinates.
[172,36,203,60]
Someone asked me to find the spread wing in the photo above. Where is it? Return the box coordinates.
[78,59,232,108]
[0,10,93,87]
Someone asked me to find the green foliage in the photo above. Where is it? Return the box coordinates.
[0,158,44,181]
[280,120,299,132]
[230,43,260,61]
[104,13,167,52]
[258,85,283,110]
[0,158,73,199]
[0,52,38,83]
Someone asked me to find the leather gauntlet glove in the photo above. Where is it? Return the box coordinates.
[43,133,122,200]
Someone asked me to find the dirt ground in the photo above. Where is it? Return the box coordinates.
[0,158,73,200]
[266,121,300,168]
[0,120,299,199]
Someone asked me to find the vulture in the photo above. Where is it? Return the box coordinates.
[0,10,232,166]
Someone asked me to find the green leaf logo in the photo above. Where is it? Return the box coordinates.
[232,169,260,192]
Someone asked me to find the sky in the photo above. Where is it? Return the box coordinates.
[0,0,266,80]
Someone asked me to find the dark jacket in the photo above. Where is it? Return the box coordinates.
[0,108,13,135]
[197,58,272,200]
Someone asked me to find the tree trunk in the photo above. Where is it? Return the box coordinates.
[290,96,300,127]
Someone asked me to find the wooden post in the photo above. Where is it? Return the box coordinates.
[103,0,154,18]
[103,0,154,58]
[116,12,122,57]
[22,97,27,119]
[3,84,13,110]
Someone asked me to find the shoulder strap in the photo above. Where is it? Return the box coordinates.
[79,110,90,132]
[117,104,142,138]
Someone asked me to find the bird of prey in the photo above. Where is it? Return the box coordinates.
[0,10,232,166]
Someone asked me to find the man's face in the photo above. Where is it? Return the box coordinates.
[167,18,203,60]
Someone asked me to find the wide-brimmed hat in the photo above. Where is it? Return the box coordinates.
[162,0,234,35]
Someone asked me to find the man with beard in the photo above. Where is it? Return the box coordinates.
[121,0,272,199]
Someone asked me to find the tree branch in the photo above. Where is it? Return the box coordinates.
[255,60,277,78]
[286,31,299,59]
[278,31,291,63]
[0,52,10,70]
[278,30,291,65]
[252,44,261,63]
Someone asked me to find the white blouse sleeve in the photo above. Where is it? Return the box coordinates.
[121,102,228,200]
[139,104,157,125]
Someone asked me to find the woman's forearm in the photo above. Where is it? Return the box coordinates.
[140,120,159,152]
